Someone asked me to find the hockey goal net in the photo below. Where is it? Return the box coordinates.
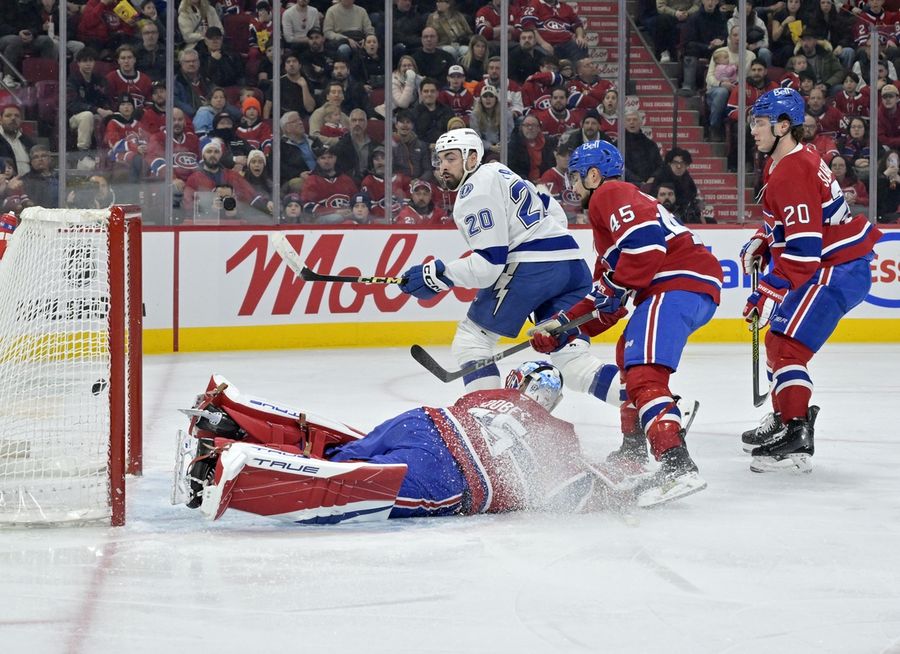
[0,206,142,526]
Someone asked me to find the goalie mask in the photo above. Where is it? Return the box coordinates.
[505,361,564,412]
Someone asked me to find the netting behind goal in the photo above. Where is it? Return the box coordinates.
[0,206,142,526]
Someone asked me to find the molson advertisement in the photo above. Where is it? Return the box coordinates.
[140,227,900,353]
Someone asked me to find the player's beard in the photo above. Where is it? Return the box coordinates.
[439,170,462,191]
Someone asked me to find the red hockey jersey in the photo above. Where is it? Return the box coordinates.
[236,119,273,155]
[831,91,868,124]
[474,2,522,41]
[757,144,881,289]
[521,70,561,113]
[106,70,153,108]
[538,166,581,221]
[587,180,723,305]
[566,77,615,111]
[394,204,450,226]
[426,390,593,514]
[104,116,148,164]
[438,86,475,119]
[531,107,583,137]
[360,173,410,220]
[519,0,583,45]
[301,173,358,218]
[147,130,200,180]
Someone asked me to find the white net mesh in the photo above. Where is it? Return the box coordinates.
[0,208,117,525]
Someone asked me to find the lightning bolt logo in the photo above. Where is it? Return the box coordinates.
[491,262,518,315]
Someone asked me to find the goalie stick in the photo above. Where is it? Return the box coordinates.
[410,312,597,383]
[271,233,407,284]
[750,265,769,408]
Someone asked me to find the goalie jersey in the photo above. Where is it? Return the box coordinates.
[425,389,594,514]
[443,161,582,290]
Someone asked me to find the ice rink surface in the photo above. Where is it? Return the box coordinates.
[2,342,899,654]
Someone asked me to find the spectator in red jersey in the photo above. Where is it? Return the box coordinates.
[538,141,581,223]
[248,1,274,72]
[394,178,449,225]
[878,83,900,149]
[851,0,899,61]
[566,57,615,112]
[508,113,555,180]
[147,107,200,208]
[779,54,806,90]
[77,0,137,57]
[360,145,411,222]
[106,44,153,109]
[532,86,582,139]
[139,80,169,135]
[184,138,270,218]
[829,154,869,207]
[800,113,839,161]
[300,144,359,224]
[831,72,868,123]
[237,96,273,156]
[806,87,844,136]
[104,94,148,178]
[475,0,521,46]
[520,57,562,112]
[838,116,870,173]
[439,65,475,121]
[519,0,588,62]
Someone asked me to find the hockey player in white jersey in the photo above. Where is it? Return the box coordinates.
[399,128,625,397]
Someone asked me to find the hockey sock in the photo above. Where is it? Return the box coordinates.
[619,402,640,435]
[624,365,682,460]
[462,362,501,389]
[767,333,814,422]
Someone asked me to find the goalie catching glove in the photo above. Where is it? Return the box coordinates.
[743,273,790,328]
[529,303,628,354]
[399,259,454,300]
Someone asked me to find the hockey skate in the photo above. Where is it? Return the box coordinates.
[750,406,819,473]
[741,412,784,453]
[636,444,707,508]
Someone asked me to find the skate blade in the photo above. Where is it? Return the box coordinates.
[749,453,812,474]
[636,472,707,508]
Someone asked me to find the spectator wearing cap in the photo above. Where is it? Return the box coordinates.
[104,94,149,176]
[531,86,583,139]
[508,113,555,180]
[414,26,456,81]
[106,44,153,109]
[67,47,113,155]
[201,112,251,171]
[519,0,588,62]
[300,27,336,103]
[264,51,316,120]
[561,108,609,150]
[475,57,525,118]
[622,109,663,186]
[426,0,473,60]
[395,179,449,225]
[280,111,320,193]
[392,109,433,181]
[139,81,170,135]
[300,144,359,224]
[135,18,167,82]
[282,0,324,52]
[330,59,372,117]
[650,147,702,223]
[281,193,305,223]
[248,1,274,73]
[360,146,410,222]
[323,0,375,61]
[350,191,372,223]
[878,83,900,149]
[309,81,351,146]
[508,29,544,84]
[411,78,455,145]
[195,25,243,88]
[797,27,845,93]
[184,137,271,218]
[469,84,513,161]
[176,0,223,49]
[237,96,273,156]
[439,65,475,120]
[174,48,213,118]
[538,141,582,224]
[333,108,376,183]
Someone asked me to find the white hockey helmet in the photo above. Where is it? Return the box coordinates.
[505,361,564,412]
[433,128,484,187]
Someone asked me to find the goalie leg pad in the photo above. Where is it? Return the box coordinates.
[451,318,503,388]
[201,442,408,524]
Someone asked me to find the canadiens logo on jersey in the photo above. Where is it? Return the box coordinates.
[562,188,580,205]
[323,195,350,209]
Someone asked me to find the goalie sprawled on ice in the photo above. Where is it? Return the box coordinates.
[172,362,671,525]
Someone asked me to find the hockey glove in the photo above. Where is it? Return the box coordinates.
[740,232,770,275]
[743,273,790,328]
[590,273,630,313]
[528,305,628,354]
[399,259,454,300]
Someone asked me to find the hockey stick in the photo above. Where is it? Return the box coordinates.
[271,233,407,285]
[750,265,769,408]
[410,312,597,383]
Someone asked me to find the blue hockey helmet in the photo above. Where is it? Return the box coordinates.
[569,140,624,180]
[505,361,564,412]
[751,88,806,127]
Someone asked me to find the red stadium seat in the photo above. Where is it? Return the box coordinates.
[222,13,254,56]
[22,58,58,83]
[366,118,386,144]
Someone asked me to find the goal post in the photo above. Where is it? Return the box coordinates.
[0,205,142,526]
